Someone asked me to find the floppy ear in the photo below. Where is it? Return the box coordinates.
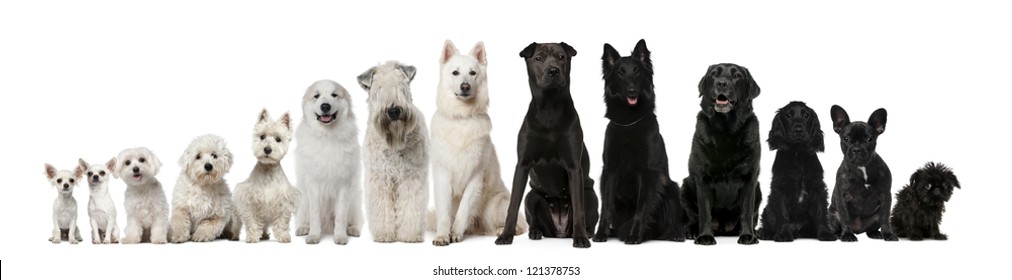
[471,41,487,66]
[78,158,89,174]
[441,40,458,64]
[279,112,292,131]
[105,157,116,173]
[602,43,620,75]
[767,108,787,150]
[830,105,850,134]
[397,64,417,82]
[219,139,234,174]
[745,67,760,99]
[698,65,716,98]
[148,150,162,175]
[809,108,825,152]
[177,144,193,169]
[519,42,538,58]
[45,163,57,180]
[559,42,577,57]
[357,67,375,91]
[258,108,271,124]
[632,39,652,71]
[868,108,887,135]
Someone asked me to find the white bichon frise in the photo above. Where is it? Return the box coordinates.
[116,147,169,244]
[293,80,364,245]
[169,134,242,243]
[430,40,527,246]
[234,109,299,243]
[45,163,83,244]
[358,61,429,243]
[78,158,120,244]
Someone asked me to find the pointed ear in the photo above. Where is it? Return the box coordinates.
[602,43,620,74]
[398,64,417,82]
[280,112,292,130]
[809,108,825,152]
[698,65,716,98]
[357,67,375,91]
[78,158,89,173]
[767,108,786,150]
[258,108,271,124]
[868,108,887,135]
[830,105,850,134]
[106,157,116,172]
[112,158,121,179]
[45,163,57,180]
[632,39,651,69]
[519,42,538,58]
[471,41,487,66]
[745,67,760,99]
[74,164,84,179]
[559,42,577,57]
[441,40,458,64]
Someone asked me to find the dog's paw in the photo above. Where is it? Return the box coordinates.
[909,235,924,241]
[841,233,858,242]
[883,232,898,241]
[333,236,348,245]
[276,232,291,243]
[817,231,838,241]
[738,234,759,245]
[348,226,361,237]
[694,235,716,245]
[398,235,424,243]
[170,233,189,244]
[933,233,948,240]
[433,235,450,246]
[305,234,321,244]
[150,238,167,244]
[593,231,608,243]
[495,234,514,245]
[573,237,591,248]
[69,238,79,244]
[529,228,543,240]
[260,232,270,240]
[191,231,217,243]
[867,230,883,239]
[773,231,794,242]
[92,238,102,244]
[449,232,463,243]
[295,226,309,236]
[121,236,140,244]
[245,235,260,243]
[671,235,686,242]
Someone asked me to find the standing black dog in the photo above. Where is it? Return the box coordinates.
[681,63,763,245]
[757,101,836,242]
[593,39,683,245]
[828,105,898,242]
[495,42,599,248]
[891,162,960,241]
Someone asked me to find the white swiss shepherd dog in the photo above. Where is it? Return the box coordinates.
[430,40,526,246]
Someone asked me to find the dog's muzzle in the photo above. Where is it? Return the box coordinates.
[203,163,213,172]
[713,79,734,113]
[387,106,403,121]
[625,88,639,106]
[458,82,472,97]
[263,147,272,155]
[790,125,807,141]
[317,103,337,124]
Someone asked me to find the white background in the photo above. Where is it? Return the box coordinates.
[2,0,1008,279]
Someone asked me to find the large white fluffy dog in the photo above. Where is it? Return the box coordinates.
[170,134,241,243]
[234,109,299,243]
[358,61,429,243]
[116,147,169,244]
[293,79,363,245]
[430,40,526,246]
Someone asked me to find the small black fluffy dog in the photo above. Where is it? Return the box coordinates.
[681,63,763,245]
[593,39,683,245]
[757,101,837,242]
[827,105,898,242]
[891,162,960,241]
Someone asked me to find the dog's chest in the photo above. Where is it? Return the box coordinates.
[839,167,883,215]
[54,197,77,228]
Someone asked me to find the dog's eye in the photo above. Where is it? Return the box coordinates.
[69,179,75,184]
[124,160,131,166]
[534,56,542,61]
[843,136,850,142]
[99,171,105,176]
[196,154,202,160]
[57,179,63,184]
[733,72,743,79]
[260,135,266,140]
[925,184,932,190]
[469,71,476,76]
[139,158,146,163]
[452,70,459,76]
[803,113,810,119]
[557,54,565,60]
[866,137,873,143]
[275,137,281,143]
[211,153,218,159]
[786,113,793,118]
[618,68,625,75]
[87,172,93,177]
[313,93,320,99]
[331,93,337,98]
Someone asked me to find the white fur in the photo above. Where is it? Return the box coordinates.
[430,40,526,246]
[359,61,429,243]
[116,147,169,244]
[234,109,299,243]
[45,164,83,244]
[293,80,363,245]
[78,158,120,244]
[169,134,241,243]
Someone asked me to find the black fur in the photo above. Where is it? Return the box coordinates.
[827,105,898,242]
[593,39,683,245]
[496,42,599,248]
[757,101,836,242]
[680,63,763,245]
[891,162,960,241]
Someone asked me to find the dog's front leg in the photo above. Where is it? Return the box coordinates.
[191,216,226,242]
[432,165,453,246]
[737,182,759,245]
[121,215,143,244]
[150,214,169,244]
[495,164,529,245]
[593,172,613,243]
[273,214,292,243]
[394,171,427,243]
[450,173,484,243]
[225,212,241,241]
[627,174,659,244]
[108,220,120,244]
[51,213,62,244]
[331,186,351,245]
[90,217,101,244]
[294,186,310,236]
[307,187,325,244]
[169,208,191,243]
[878,192,898,241]
[833,185,857,242]
[568,167,590,248]
[694,179,716,245]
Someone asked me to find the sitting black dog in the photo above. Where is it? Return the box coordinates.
[757,101,836,242]
[495,42,599,248]
[827,105,898,242]
[593,39,683,245]
[891,162,960,241]
[681,63,763,245]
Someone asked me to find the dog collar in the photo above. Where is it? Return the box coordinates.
[609,116,646,127]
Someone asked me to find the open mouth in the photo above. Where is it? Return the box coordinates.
[715,94,730,105]
[714,94,733,112]
[626,96,638,105]
[132,174,143,181]
[316,113,337,124]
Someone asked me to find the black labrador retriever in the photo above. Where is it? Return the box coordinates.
[495,42,599,248]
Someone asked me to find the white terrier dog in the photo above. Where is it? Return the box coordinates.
[234,109,299,243]
[170,134,242,243]
[431,40,526,246]
[45,163,83,244]
[78,158,120,244]
[358,61,429,243]
[294,80,363,245]
[116,147,169,244]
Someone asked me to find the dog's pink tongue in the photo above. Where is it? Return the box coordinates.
[716,99,729,105]
[627,97,638,105]
[320,115,333,122]
[132,175,142,181]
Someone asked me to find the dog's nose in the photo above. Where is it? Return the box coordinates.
[92,175,99,181]
[849,147,864,155]
[626,88,637,94]
[387,106,402,120]
[320,103,332,113]
[460,83,471,94]
[63,184,69,189]
[264,147,272,155]
[793,125,804,134]
[132,167,140,173]
[203,163,213,171]
[716,80,729,89]
[548,67,560,77]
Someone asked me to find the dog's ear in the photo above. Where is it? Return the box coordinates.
[73,164,83,180]
[177,144,192,169]
[519,42,538,58]
[397,64,417,82]
[147,149,162,175]
[105,157,116,173]
[258,108,271,124]
[216,136,234,174]
[45,163,57,180]
[441,39,458,65]
[868,108,887,135]
[830,105,850,134]
[357,67,375,91]
[279,112,292,131]
[632,39,652,70]
[808,107,826,152]
[560,42,577,57]
[744,67,760,99]
[112,158,121,179]
[471,41,487,66]
[767,107,787,150]
[698,65,716,98]
[602,43,620,74]
[78,158,89,174]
